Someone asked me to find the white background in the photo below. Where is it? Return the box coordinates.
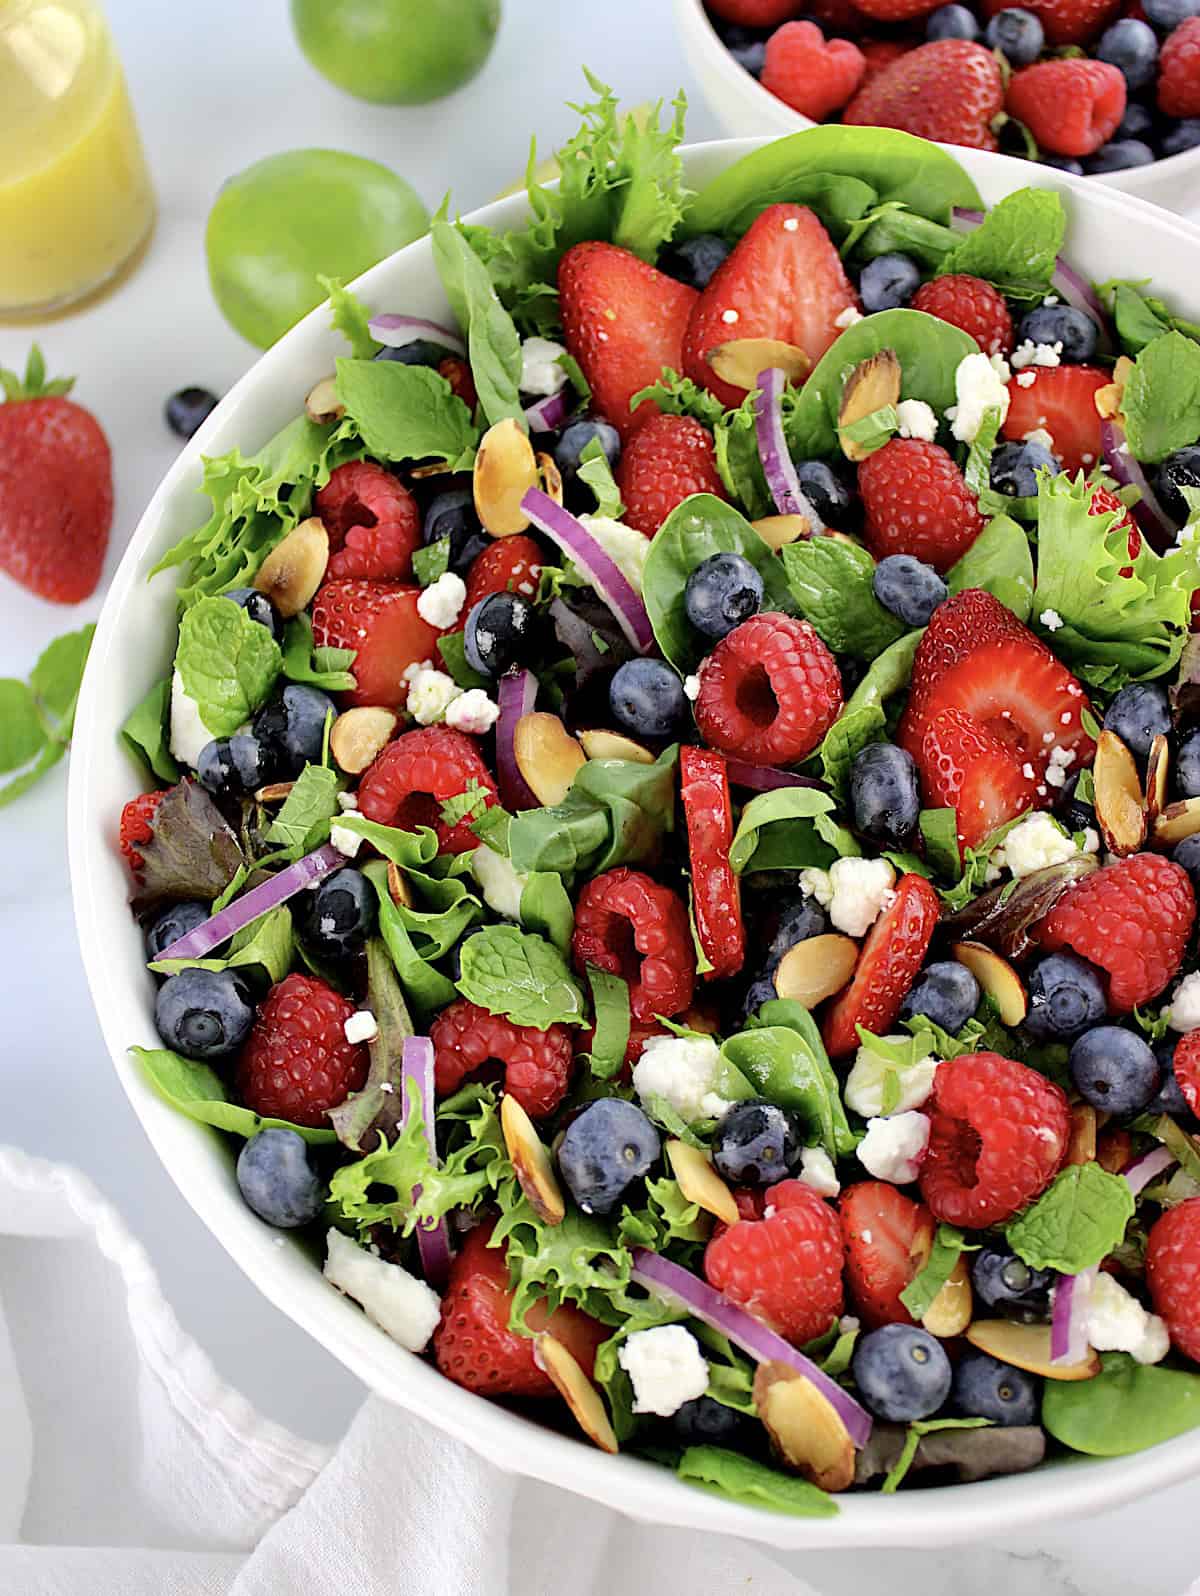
[4,2,1200,1588]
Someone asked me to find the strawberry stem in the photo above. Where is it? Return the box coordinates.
[0,344,76,403]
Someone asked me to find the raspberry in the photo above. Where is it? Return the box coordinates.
[1005,59,1126,157]
[841,1181,934,1329]
[680,746,745,982]
[704,1178,844,1345]
[615,414,728,538]
[1159,18,1200,116]
[430,998,573,1119]
[823,875,941,1058]
[761,21,866,119]
[438,356,478,412]
[236,972,367,1128]
[1174,1031,1200,1118]
[694,612,842,766]
[119,790,164,876]
[572,867,696,1024]
[918,1052,1071,1228]
[1146,1198,1200,1363]
[314,461,421,582]
[357,726,498,853]
[463,534,543,611]
[910,275,1014,357]
[858,440,986,572]
[1035,853,1195,1012]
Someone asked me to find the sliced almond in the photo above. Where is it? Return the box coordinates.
[254,781,295,803]
[1094,355,1134,422]
[578,728,655,764]
[535,1334,619,1453]
[305,375,344,425]
[773,934,859,1009]
[751,513,812,550]
[1065,1103,1098,1167]
[253,517,329,617]
[1145,733,1170,827]
[1094,729,1146,856]
[473,417,538,536]
[665,1139,737,1227]
[501,1093,565,1225]
[908,1211,936,1273]
[410,460,456,479]
[386,860,415,909]
[1097,1126,1133,1174]
[1154,797,1200,847]
[708,337,811,390]
[952,941,1027,1026]
[921,1255,973,1338]
[514,712,586,805]
[537,450,564,506]
[965,1320,1100,1381]
[837,350,901,462]
[330,707,398,775]
[752,1362,855,1492]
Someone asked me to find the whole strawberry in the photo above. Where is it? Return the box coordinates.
[1006,59,1126,155]
[761,21,866,119]
[843,41,1005,150]
[616,413,728,537]
[0,345,112,603]
[1159,18,1200,117]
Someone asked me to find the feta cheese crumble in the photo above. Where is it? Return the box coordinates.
[444,688,500,735]
[618,1325,710,1417]
[323,1229,441,1352]
[578,515,650,594]
[405,666,461,726]
[337,791,359,812]
[330,821,365,858]
[845,1035,937,1118]
[857,1111,931,1184]
[471,844,528,922]
[896,399,938,442]
[1024,428,1055,453]
[169,669,215,768]
[1010,339,1063,371]
[416,569,467,630]
[519,336,569,397]
[632,1033,733,1123]
[798,1145,841,1198]
[1085,1272,1169,1365]
[1015,370,1037,388]
[683,674,702,701]
[1044,744,1076,789]
[1170,970,1200,1032]
[1040,608,1064,631]
[827,856,896,938]
[834,305,863,329]
[800,867,834,910]
[947,352,1011,445]
[344,1010,378,1045]
[991,811,1079,879]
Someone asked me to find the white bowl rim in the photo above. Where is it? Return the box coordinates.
[68,136,1200,1549]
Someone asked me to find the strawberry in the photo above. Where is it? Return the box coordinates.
[982,0,1120,41]
[1147,1198,1200,1363]
[823,875,941,1058]
[1159,18,1200,116]
[854,0,943,17]
[920,706,1039,850]
[682,204,859,411]
[1001,365,1110,476]
[438,356,477,412]
[761,22,866,119]
[841,1182,934,1329]
[858,439,986,572]
[558,242,697,441]
[858,38,910,83]
[615,413,728,537]
[1005,59,1126,157]
[0,345,112,603]
[910,275,1014,358]
[708,0,800,20]
[311,579,447,709]
[680,746,745,982]
[463,534,543,610]
[843,41,1005,150]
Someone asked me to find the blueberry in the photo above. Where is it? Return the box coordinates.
[154,967,255,1060]
[1070,1025,1161,1115]
[1103,681,1171,760]
[1040,156,1086,175]
[555,418,622,486]
[728,37,767,75]
[850,742,921,847]
[1144,0,1200,24]
[671,1394,750,1446]
[859,253,921,314]
[972,1247,1054,1323]
[197,734,273,801]
[794,459,856,529]
[374,337,457,368]
[901,960,981,1034]
[1116,101,1157,140]
[660,234,731,290]
[165,386,219,440]
[253,684,336,778]
[684,552,764,639]
[1174,833,1200,896]
[1017,304,1098,365]
[926,3,981,38]
[144,900,210,961]
[608,658,687,738]
[872,554,948,627]
[839,655,866,698]
[422,488,490,576]
[299,867,377,959]
[763,895,829,968]
[1150,1037,1192,1116]
[986,7,1045,62]
[713,1099,801,1185]
[1025,952,1108,1040]
[1085,139,1156,172]
[738,972,780,1025]
[852,1324,952,1421]
[1177,730,1200,798]
[463,591,535,676]
[558,1098,661,1214]
[990,439,1059,498]
[1097,18,1159,88]
[952,1351,1040,1426]
[1156,445,1200,526]
[1164,118,1200,156]
[236,1128,324,1227]
[224,587,283,642]
[1057,771,1096,835]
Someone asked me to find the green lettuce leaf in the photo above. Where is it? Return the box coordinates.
[266,763,340,858]
[431,215,525,430]
[632,367,726,430]
[722,1017,854,1157]
[577,435,624,518]
[677,1446,837,1518]
[120,676,181,785]
[947,512,1035,620]
[151,906,294,985]
[1005,1162,1135,1273]
[919,807,962,880]
[132,1046,336,1144]
[518,870,574,955]
[328,938,415,1152]
[506,745,678,881]
[584,965,631,1079]
[320,276,382,359]
[728,786,859,875]
[280,613,356,693]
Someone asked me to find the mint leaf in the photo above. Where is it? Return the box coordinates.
[1122,330,1200,463]
[577,435,624,518]
[132,1046,336,1144]
[267,763,341,856]
[678,1446,837,1518]
[31,626,95,716]
[458,924,586,1028]
[175,595,282,738]
[585,969,632,1078]
[900,1224,970,1319]
[0,680,46,774]
[0,622,95,806]
[281,613,356,693]
[781,536,908,660]
[412,537,451,588]
[919,807,962,880]
[1005,1162,1135,1273]
[334,357,478,468]
[320,275,382,359]
[938,188,1065,302]
[120,676,180,783]
[431,217,525,430]
[947,512,1035,620]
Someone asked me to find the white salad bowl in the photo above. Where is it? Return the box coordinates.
[70,136,1200,1549]
[674,0,1200,215]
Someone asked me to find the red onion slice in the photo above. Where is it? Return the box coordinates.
[1122,1144,1177,1195]
[1100,418,1178,553]
[952,207,985,230]
[630,1248,872,1446]
[525,389,570,434]
[401,1035,453,1287]
[725,758,828,794]
[367,313,466,356]
[521,488,654,654]
[1050,1266,1096,1366]
[159,844,344,962]
[496,668,540,811]
[754,367,824,528]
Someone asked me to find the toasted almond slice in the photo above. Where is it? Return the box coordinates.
[751,513,812,550]
[1065,1102,1098,1167]
[773,933,859,1009]
[1146,733,1170,826]
[386,860,415,909]
[514,712,586,805]
[578,728,655,764]
[965,1320,1100,1381]
[752,1362,856,1492]
[838,350,901,462]
[908,1211,936,1272]
[330,706,398,775]
[410,460,456,479]
[952,940,1027,1026]
[537,450,564,506]
[922,1255,973,1338]
[502,1094,565,1225]
[253,517,329,617]
[1154,797,1200,847]
[1094,729,1146,856]
[473,417,538,536]
[254,781,295,803]
[305,375,344,425]
[1097,357,1134,419]
[666,1139,738,1227]
[535,1334,619,1453]
[709,337,811,389]
[679,1004,721,1036]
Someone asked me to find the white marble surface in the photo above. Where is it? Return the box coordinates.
[3,0,1198,1586]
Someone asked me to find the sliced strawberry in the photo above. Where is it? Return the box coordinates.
[822,874,941,1058]
[312,580,446,709]
[920,707,1039,851]
[682,204,860,410]
[464,534,543,610]
[841,1181,935,1329]
[1002,365,1109,475]
[900,590,1026,749]
[680,746,745,982]
[558,242,697,440]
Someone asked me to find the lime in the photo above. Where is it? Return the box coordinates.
[205,149,428,348]
[291,0,500,106]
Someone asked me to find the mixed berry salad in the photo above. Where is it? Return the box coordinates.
[118,92,1200,1516]
[705,0,1200,176]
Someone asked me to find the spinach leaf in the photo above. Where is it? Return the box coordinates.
[808,627,923,798]
[431,217,526,430]
[1004,1162,1134,1273]
[1122,331,1200,464]
[584,966,631,1079]
[334,358,479,468]
[1043,1353,1200,1457]
[120,678,181,785]
[438,630,489,688]
[844,203,959,270]
[722,1018,853,1157]
[937,188,1066,303]
[728,786,858,875]
[947,513,1035,621]
[507,744,678,880]
[677,1445,837,1518]
[132,1046,337,1144]
[1097,278,1200,357]
[519,870,574,955]
[151,906,294,985]
[362,860,459,1019]
[780,536,908,660]
[714,393,773,520]
[280,613,357,693]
